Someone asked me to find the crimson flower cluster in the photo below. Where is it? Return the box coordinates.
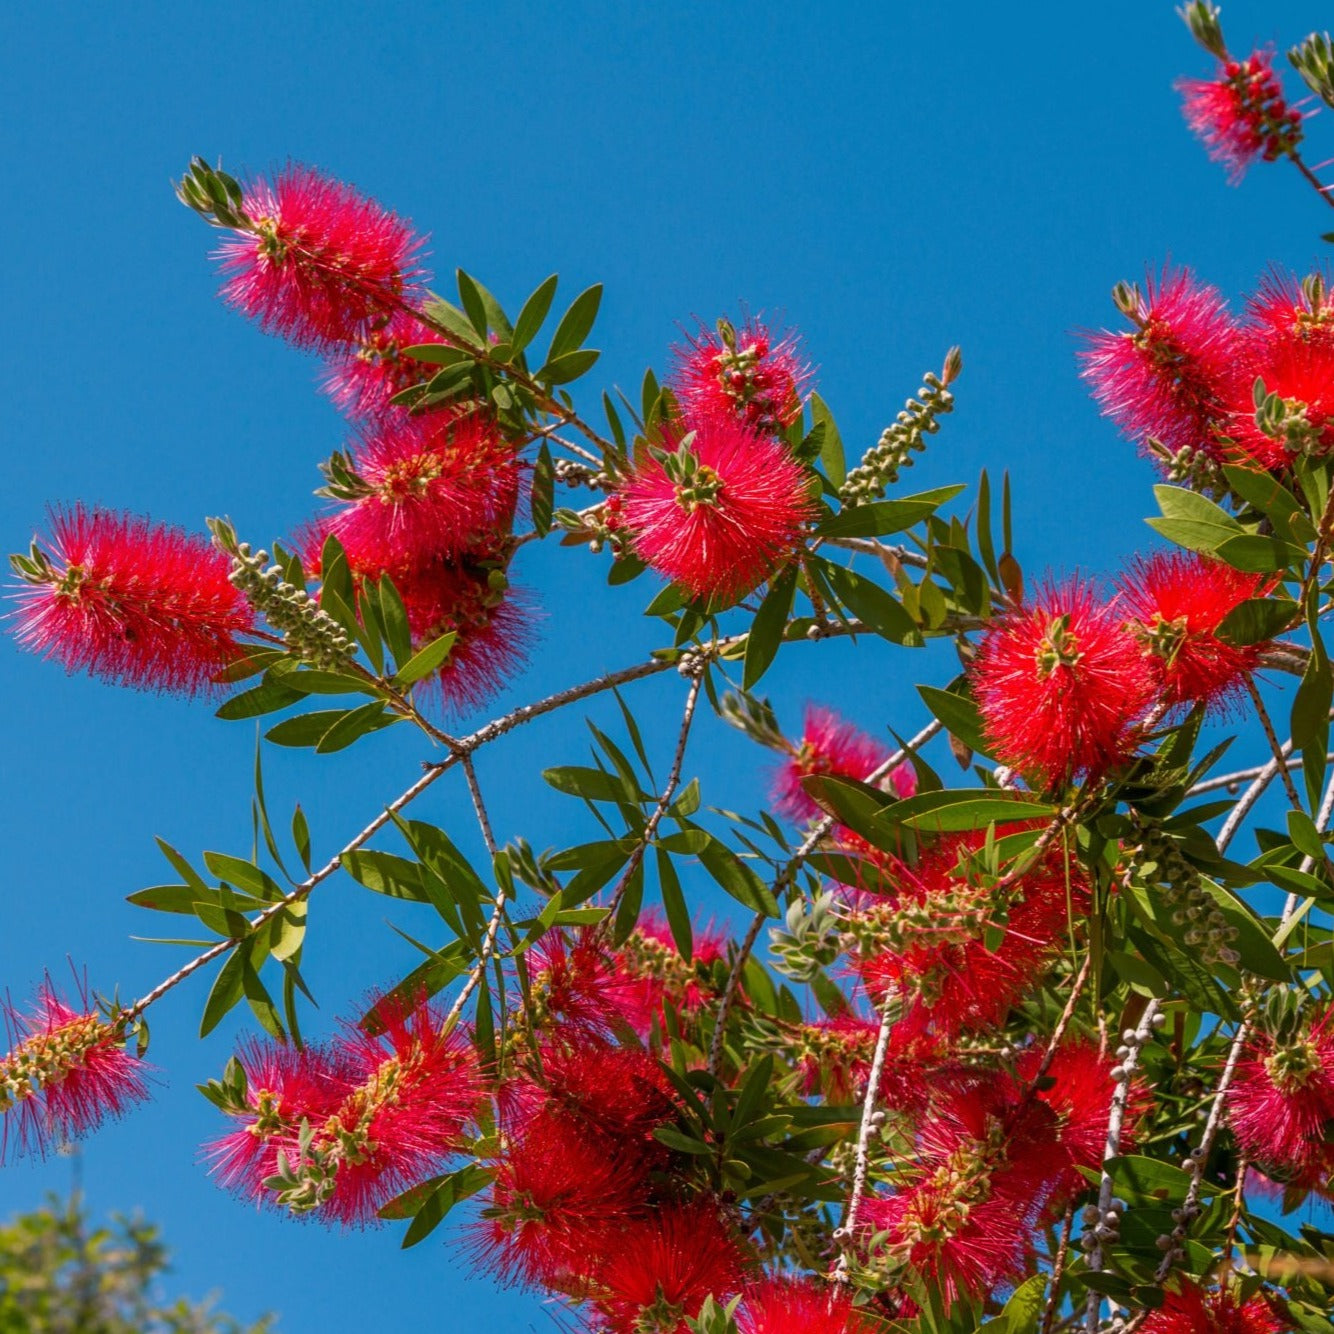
[970,556,1273,791]
[1081,264,1334,473]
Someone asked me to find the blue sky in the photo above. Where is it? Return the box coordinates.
[2,2,1332,1328]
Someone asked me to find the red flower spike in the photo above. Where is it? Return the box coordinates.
[0,980,150,1163]
[470,1105,649,1292]
[737,1276,879,1334]
[1228,1014,1334,1192]
[315,995,482,1225]
[672,318,811,435]
[772,704,916,825]
[590,1200,749,1333]
[613,913,729,1040]
[388,543,532,714]
[1178,51,1303,184]
[1078,266,1240,462]
[1139,1282,1289,1334]
[1226,269,1334,466]
[322,412,519,572]
[216,164,426,350]
[530,931,630,1036]
[1119,552,1273,711]
[208,1038,347,1202]
[10,505,253,696]
[323,309,448,419]
[970,579,1151,788]
[621,415,814,604]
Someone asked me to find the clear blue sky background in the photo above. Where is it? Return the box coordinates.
[3,3,1332,1328]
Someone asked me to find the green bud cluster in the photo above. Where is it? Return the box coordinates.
[769,892,842,983]
[1179,1,1227,61]
[839,348,961,505]
[214,525,357,671]
[1151,438,1227,499]
[1133,824,1240,967]
[1289,30,1334,111]
[175,156,250,231]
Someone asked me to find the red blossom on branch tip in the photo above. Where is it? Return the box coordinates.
[970,579,1152,788]
[1177,51,1303,185]
[323,309,449,419]
[1227,1010,1334,1197]
[1139,1281,1289,1333]
[1119,551,1274,712]
[1078,266,1240,464]
[9,505,253,696]
[216,164,426,350]
[587,1200,750,1333]
[620,413,814,604]
[321,412,520,571]
[671,317,812,435]
[737,1275,880,1334]
[772,704,916,825]
[0,979,150,1163]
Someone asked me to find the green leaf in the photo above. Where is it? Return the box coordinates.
[546,283,602,361]
[983,1273,1047,1333]
[511,273,559,355]
[314,702,399,754]
[1200,878,1293,981]
[743,566,798,690]
[216,677,306,720]
[126,884,206,914]
[376,575,414,669]
[531,442,555,538]
[1214,532,1307,573]
[455,269,489,337]
[810,392,845,489]
[656,846,693,959]
[156,838,209,895]
[1146,484,1244,555]
[917,682,992,757]
[291,804,312,873]
[1293,600,1332,811]
[538,347,600,385]
[543,765,649,803]
[392,632,457,689]
[886,789,1057,833]
[398,1164,493,1248]
[199,949,247,1037]
[697,836,778,916]
[1105,1154,1201,1205]
[820,561,923,646]
[1223,465,1316,541]
[1217,596,1298,645]
[202,852,282,901]
[341,849,428,902]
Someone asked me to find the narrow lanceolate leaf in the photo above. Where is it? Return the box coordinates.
[697,836,779,916]
[743,565,798,690]
[1146,483,1244,554]
[510,273,559,355]
[392,631,457,689]
[545,283,602,362]
[1293,599,1332,811]
[531,442,555,537]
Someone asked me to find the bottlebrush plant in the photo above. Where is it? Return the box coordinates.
[13,6,1334,1333]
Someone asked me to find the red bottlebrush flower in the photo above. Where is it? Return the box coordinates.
[1078,266,1240,462]
[672,318,811,434]
[738,1276,879,1334]
[772,704,916,825]
[1178,51,1303,184]
[1228,1013,1334,1192]
[590,1200,749,1333]
[321,412,519,572]
[207,1037,347,1202]
[620,415,814,604]
[1226,270,1334,466]
[970,579,1151,788]
[1019,1039,1152,1206]
[9,505,253,696]
[530,931,630,1035]
[855,828,1085,1040]
[216,164,426,350]
[1119,552,1274,711]
[536,1034,679,1147]
[1140,1282,1288,1334]
[470,1104,649,1292]
[382,539,532,714]
[0,979,149,1163]
[315,994,481,1225]
[614,913,729,1040]
[323,309,448,418]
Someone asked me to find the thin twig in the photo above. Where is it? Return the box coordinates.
[1287,145,1334,210]
[461,755,498,855]
[1084,999,1162,1331]
[1216,739,1294,854]
[835,987,897,1267]
[705,718,944,1078]
[1018,954,1093,1102]
[1246,677,1306,813]
[1188,754,1320,796]
[603,672,703,923]
[1040,1206,1077,1334]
